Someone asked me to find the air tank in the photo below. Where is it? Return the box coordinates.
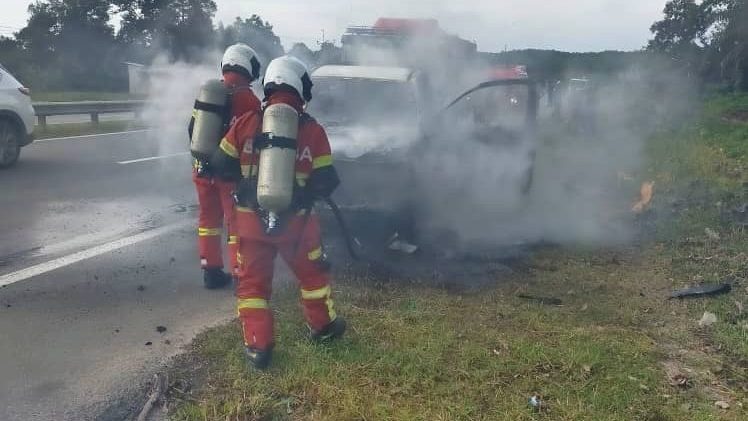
[256,103,299,215]
[190,79,228,160]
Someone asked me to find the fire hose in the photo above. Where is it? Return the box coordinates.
[323,196,361,261]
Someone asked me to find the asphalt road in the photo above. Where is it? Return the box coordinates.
[0,129,241,420]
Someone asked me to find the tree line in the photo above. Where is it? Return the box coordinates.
[0,0,300,91]
[648,0,747,91]
[0,0,745,93]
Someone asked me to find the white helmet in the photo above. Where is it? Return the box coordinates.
[221,43,261,81]
[263,55,313,102]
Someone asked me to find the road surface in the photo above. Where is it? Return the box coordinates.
[0,129,241,420]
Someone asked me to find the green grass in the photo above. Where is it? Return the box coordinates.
[167,95,748,420]
[31,91,146,102]
[34,121,148,139]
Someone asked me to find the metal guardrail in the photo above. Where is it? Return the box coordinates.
[33,100,146,127]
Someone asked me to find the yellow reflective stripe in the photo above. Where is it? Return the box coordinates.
[296,172,309,187]
[198,227,221,236]
[312,154,333,169]
[228,235,239,245]
[219,138,239,158]
[307,247,322,261]
[237,297,268,311]
[301,285,331,300]
[236,206,254,213]
[236,252,243,265]
[326,297,337,320]
[192,109,198,118]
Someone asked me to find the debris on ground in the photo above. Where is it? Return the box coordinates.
[137,285,146,292]
[387,232,419,254]
[698,312,718,328]
[145,341,153,346]
[715,400,730,410]
[156,326,167,333]
[669,373,691,389]
[137,373,167,421]
[632,181,655,213]
[517,294,562,306]
[704,227,721,241]
[669,283,732,299]
[528,394,545,412]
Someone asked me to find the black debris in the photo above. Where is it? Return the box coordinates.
[156,326,167,333]
[669,283,732,299]
[145,341,152,346]
[137,285,146,292]
[518,294,563,306]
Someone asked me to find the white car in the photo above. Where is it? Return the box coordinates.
[0,64,35,168]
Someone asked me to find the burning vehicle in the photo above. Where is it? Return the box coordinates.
[310,18,540,253]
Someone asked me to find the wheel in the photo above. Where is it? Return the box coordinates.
[0,119,21,169]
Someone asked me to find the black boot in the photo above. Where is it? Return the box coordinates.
[245,345,273,370]
[310,317,347,342]
[203,268,231,289]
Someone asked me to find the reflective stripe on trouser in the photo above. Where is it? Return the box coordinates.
[236,212,336,348]
[193,172,238,271]
[236,296,274,349]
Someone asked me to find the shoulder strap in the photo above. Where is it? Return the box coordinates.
[299,112,316,125]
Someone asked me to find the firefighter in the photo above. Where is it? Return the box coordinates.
[211,56,346,369]
[189,43,262,289]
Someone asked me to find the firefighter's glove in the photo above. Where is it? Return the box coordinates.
[235,178,258,208]
[307,166,340,199]
[292,185,315,210]
[209,149,241,181]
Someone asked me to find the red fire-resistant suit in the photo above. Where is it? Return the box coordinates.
[191,72,260,275]
[216,92,338,351]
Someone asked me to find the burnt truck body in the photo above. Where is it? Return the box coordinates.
[310,64,539,248]
[307,65,431,213]
[312,18,540,250]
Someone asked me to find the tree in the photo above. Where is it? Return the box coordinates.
[218,15,284,66]
[117,0,217,62]
[648,0,711,78]
[314,41,342,66]
[288,42,315,67]
[648,0,748,90]
[708,0,748,90]
[15,0,124,90]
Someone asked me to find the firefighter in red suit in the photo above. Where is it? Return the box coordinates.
[189,44,261,289]
[210,56,346,369]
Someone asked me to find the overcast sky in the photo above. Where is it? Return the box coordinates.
[1,0,667,52]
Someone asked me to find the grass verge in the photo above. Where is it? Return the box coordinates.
[31,91,145,102]
[166,95,747,420]
[33,121,148,140]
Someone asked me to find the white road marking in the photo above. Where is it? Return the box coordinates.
[34,129,151,143]
[0,220,192,288]
[117,152,190,165]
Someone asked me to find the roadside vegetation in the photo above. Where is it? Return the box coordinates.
[161,96,748,420]
[34,121,148,139]
[31,92,146,102]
